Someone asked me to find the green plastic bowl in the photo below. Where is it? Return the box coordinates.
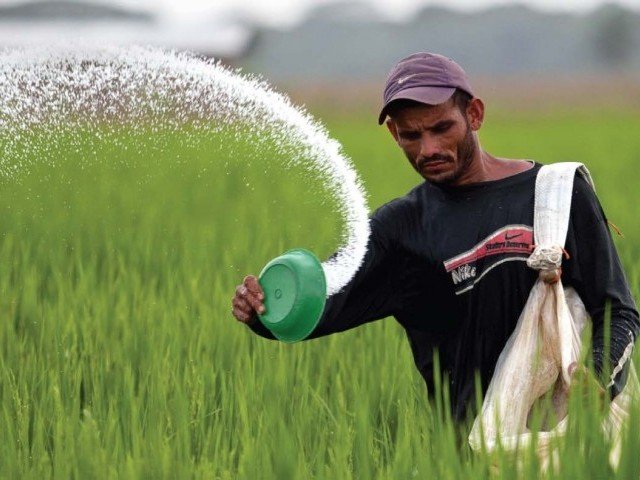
[257,248,327,343]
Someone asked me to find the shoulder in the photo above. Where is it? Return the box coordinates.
[371,182,425,226]
[571,169,607,222]
[367,183,426,246]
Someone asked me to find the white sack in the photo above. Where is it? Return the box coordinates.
[468,162,638,469]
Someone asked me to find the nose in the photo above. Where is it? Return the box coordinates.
[419,133,441,159]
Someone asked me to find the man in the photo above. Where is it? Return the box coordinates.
[231,52,639,421]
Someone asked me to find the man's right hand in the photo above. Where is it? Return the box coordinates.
[232,275,265,325]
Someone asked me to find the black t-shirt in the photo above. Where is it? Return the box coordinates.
[250,161,639,420]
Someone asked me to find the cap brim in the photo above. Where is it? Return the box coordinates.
[377,86,456,125]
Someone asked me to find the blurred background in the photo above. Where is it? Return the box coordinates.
[1,0,639,115]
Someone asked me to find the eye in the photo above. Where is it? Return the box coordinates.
[399,131,420,141]
[432,122,452,134]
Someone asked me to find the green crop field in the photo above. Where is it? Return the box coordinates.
[1,107,639,478]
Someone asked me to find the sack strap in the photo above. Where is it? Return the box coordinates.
[527,162,595,273]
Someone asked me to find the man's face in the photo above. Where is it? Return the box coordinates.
[386,99,480,185]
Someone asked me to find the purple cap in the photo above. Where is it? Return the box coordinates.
[378,52,474,125]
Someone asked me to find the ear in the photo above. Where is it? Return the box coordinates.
[386,118,399,143]
[466,97,485,131]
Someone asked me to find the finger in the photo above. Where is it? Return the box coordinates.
[244,292,265,315]
[232,306,251,323]
[244,275,264,300]
[236,284,249,298]
[232,296,253,315]
[232,305,249,322]
[236,283,265,314]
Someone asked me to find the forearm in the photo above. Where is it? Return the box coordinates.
[247,318,277,340]
[245,213,404,342]
[592,308,639,397]
[246,262,401,342]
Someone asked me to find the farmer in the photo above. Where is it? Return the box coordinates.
[231,52,639,420]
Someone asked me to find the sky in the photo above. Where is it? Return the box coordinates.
[147,0,640,25]
[0,0,638,25]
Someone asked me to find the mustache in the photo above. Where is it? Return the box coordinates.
[417,154,453,168]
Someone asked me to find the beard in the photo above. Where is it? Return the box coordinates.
[412,121,477,185]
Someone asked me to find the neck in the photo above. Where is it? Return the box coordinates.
[450,145,493,186]
[449,144,530,186]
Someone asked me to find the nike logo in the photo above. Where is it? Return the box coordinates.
[397,74,416,85]
[505,232,523,240]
